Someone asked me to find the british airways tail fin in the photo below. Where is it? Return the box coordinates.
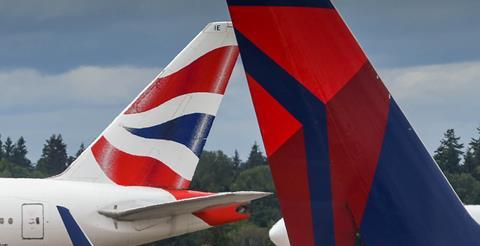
[226,1,480,245]
[57,22,239,190]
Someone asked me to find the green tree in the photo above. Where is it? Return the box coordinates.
[244,142,267,169]
[190,151,236,192]
[232,150,242,170]
[0,159,30,178]
[231,166,280,228]
[446,172,480,204]
[68,143,86,165]
[227,223,273,246]
[12,137,31,168]
[434,129,464,173]
[0,135,4,160]
[75,143,86,157]
[36,134,69,176]
[157,226,232,246]
[0,137,33,178]
[464,149,475,173]
[3,137,14,161]
[464,127,480,175]
[0,160,12,177]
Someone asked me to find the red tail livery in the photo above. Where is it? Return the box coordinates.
[226,0,480,245]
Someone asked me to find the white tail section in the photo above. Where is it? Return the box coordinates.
[56,22,239,189]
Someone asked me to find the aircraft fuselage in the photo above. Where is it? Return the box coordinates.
[0,178,209,246]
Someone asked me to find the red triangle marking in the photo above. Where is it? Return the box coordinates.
[246,74,301,157]
[230,6,367,103]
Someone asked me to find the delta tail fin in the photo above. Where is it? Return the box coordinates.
[227,1,480,245]
[57,22,239,190]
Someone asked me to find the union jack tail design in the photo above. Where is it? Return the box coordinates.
[58,22,239,190]
[226,1,480,245]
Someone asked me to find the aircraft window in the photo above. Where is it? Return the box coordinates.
[0,218,3,224]
[8,218,13,224]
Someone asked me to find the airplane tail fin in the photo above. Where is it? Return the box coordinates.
[226,1,480,245]
[57,22,239,190]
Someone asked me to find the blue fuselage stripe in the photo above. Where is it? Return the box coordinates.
[57,206,92,246]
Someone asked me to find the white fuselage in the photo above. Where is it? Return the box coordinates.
[0,178,210,246]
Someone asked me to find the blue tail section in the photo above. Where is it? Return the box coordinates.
[57,206,92,246]
[360,99,480,245]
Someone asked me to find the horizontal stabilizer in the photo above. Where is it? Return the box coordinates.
[98,191,271,221]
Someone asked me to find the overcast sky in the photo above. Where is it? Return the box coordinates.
[0,0,479,161]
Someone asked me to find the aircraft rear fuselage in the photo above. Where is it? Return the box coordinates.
[0,178,208,246]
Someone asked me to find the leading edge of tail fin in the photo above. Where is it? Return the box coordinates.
[226,1,480,246]
[57,22,239,190]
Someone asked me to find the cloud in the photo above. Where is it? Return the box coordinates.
[381,61,480,151]
[334,0,480,68]
[0,66,160,113]
[207,60,480,158]
[211,60,480,159]
[0,63,263,161]
[0,0,478,163]
[1,61,479,161]
[1,0,478,75]
[0,1,231,73]
[382,61,480,113]
[0,107,118,162]
[0,65,162,160]
[0,0,227,28]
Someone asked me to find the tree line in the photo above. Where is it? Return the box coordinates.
[434,127,480,204]
[0,134,85,178]
[1,127,480,245]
